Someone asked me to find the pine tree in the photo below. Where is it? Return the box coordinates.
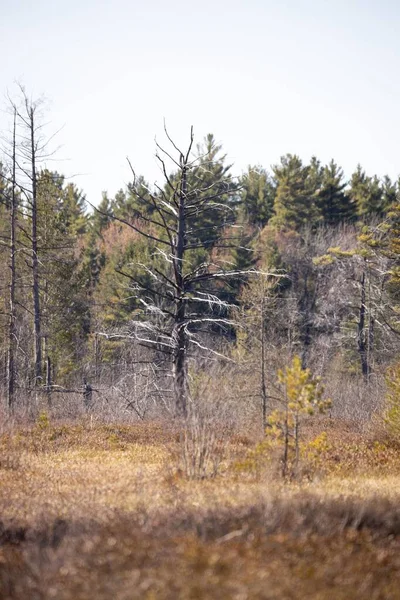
[61,182,88,236]
[239,165,275,227]
[183,133,238,247]
[92,192,113,236]
[362,202,400,303]
[115,176,154,221]
[308,156,323,196]
[270,154,321,230]
[34,170,90,381]
[349,165,388,218]
[381,175,397,209]
[317,160,356,225]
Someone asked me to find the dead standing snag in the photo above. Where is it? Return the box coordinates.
[93,128,268,417]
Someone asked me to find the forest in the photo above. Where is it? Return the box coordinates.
[0,91,399,418]
[1,90,400,598]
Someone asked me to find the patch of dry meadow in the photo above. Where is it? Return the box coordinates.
[1,419,400,598]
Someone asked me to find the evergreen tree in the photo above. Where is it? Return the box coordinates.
[34,170,90,380]
[270,154,321,230]
[381,175,397,209]
[239,165,275,227]
[317,160,356,225]
[115,176,154,221]
[0,162,11,207]
[180,133,238,247]
[362,202,400,303]
[93,221,165,326]
[92,192,114,236]
[349,165,388,218]
[61,182,88,236]
[308,156,324,195]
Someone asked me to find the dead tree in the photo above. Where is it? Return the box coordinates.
[23,95,42,386]
[94,127,262,417]
[10,88,56,389]
[357,270,370,378]
[7,106,17,409]
[1,100,22,408]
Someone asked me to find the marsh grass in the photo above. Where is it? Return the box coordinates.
[1,418,400,598]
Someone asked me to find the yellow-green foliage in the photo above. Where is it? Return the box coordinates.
[303,432,331,473]
[236,357,331,479]
[384,362,400,437]
[234,435,274,476]
[271,356,331,477]
[312,253,335,267]
[236,431,331,479]
[326,246,357,258]
[313,245,369,267]
[36,410,50,430]
[276,355,331,418]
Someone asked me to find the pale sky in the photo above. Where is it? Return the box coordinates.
[1,0,400,204]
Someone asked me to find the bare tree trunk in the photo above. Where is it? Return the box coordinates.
[261,293,268,432]
[282,418,289,479]
[173,159,188,417]
[29,106,42,386]
[7,107,17,410]
[367,274,374,376]
[45,355,52,407]
[299,271,319,369]
[94,333,100,382]
[100,127,263,419]
[358,270,369,379]
[294,411,300,475]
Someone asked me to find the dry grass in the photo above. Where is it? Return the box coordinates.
[1,417,400,599]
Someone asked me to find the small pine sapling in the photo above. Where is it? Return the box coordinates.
[267,355,331,478]
[235,356,331,480]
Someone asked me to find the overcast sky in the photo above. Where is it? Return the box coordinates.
[1,0,400,204]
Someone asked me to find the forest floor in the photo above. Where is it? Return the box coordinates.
[0,417,400,599]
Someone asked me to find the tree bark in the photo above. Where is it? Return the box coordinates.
[45,355,52,407]
[173,158,188,417]
[7,107,17,410]
[261,293,268,432]
[357,270,370,378]
[29,106,42,386]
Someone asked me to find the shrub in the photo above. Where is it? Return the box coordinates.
[236,356,331,479]
[384,361,400,438]
[179,413,225,480]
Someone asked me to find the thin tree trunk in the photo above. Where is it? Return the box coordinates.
[282,392,289,479]
[294,412,300,475]
[173,160,187,417]
[261,294,268,432]
[367,274,374,375]
[7,107,17,410]
[358,270,369,379]
[94,333,100,381]
[282,417,289,479]
[30,106,42,386]
[45,355,52,407]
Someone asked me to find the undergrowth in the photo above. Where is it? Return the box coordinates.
[0,417,400,598]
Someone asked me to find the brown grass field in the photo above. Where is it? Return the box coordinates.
[1,417,400,599]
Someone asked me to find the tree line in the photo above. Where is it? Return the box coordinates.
[0,89,399,418]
